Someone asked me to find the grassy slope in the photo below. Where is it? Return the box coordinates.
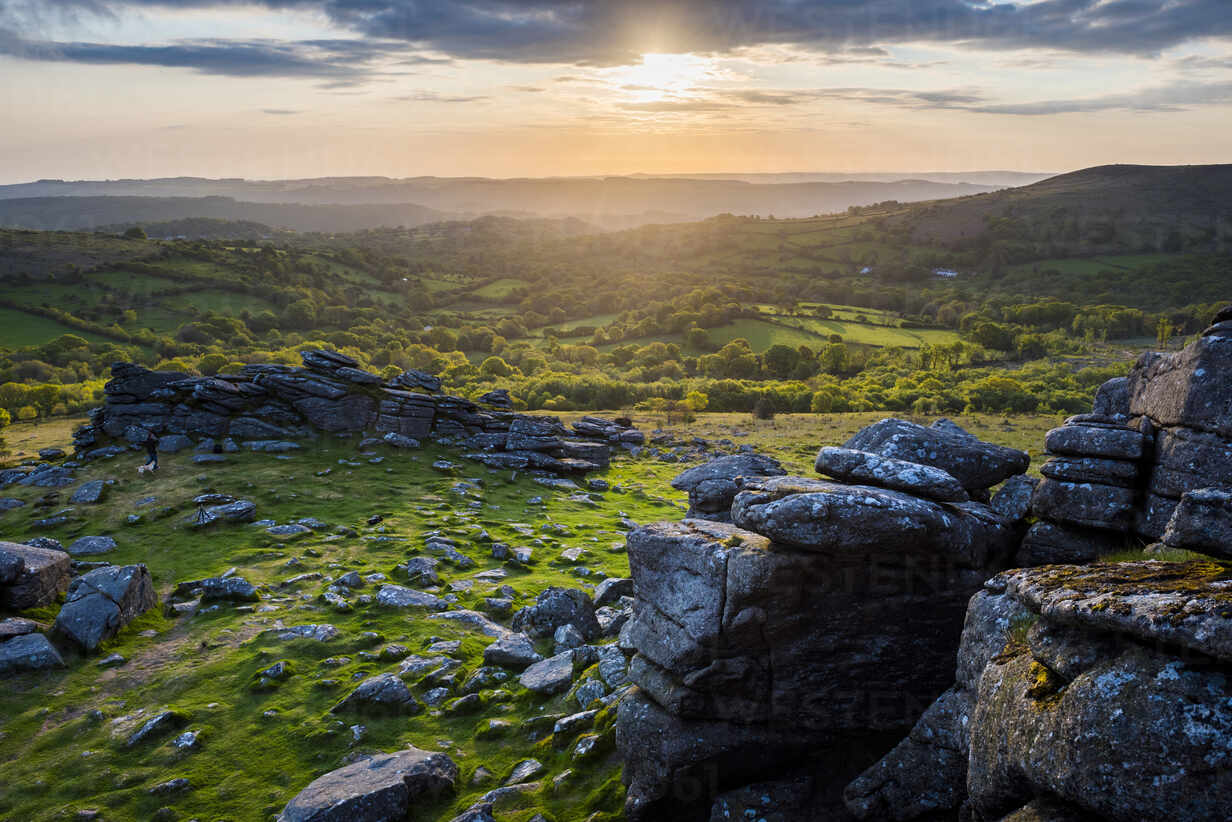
[0,411,1066,821]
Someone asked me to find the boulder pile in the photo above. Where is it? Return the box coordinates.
[81,352,640,477]
[843,306,1232,821]
[617,419,1032,820]
[847,560,1232,821]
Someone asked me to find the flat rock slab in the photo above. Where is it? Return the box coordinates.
[176,576,259,602]
[1039,455,1140,487]
[814,446,968,502]
[519,651,577,695]
[997,561,1232,664]
[1030,478,1136,532]
[67,536,117,556]
[731,476,1016,568]
[0,632,65,676]
[267,524,312,539]
[843,418,1028,490]
[376,585,448,610]
[0,617,43,642]
[279,747,457,822]
[1044,424,1146,460]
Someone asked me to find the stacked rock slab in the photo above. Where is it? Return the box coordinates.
[668,453,786,521]
[87,353,638,476]
[617,419,1030,820]
[847,561,1232,821]
[1018,416,1146,564]
[1127,310,1232,539]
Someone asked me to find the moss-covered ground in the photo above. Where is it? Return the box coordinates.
[0,411,1063,821]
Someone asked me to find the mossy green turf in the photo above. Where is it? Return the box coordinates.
[0,411,1064,821]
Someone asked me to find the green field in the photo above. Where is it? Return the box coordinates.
[0,307,112,347]
[1008,254,1181,277]
[470,277,527,299]
[706,315,960,351]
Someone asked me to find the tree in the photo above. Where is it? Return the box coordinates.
[684,391,709,413]
[969,321,1014,352]
[31,385,59,419]
[480,356,515,378]
[1156,316,1174,348]
[198,353,229,376]
[818,343,849,376]
[763,344,800,379]
[123,226,147,240]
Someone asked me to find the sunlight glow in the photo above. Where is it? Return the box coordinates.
[605,53,717,102]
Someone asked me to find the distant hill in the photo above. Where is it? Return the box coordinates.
[96,217,281,241]
[0,175,1005,229]
[900,164,1232,253]
[0,196,457,233]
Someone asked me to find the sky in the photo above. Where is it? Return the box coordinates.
[0,0,1230,181]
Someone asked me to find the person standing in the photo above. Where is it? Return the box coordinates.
[142,429,159,471]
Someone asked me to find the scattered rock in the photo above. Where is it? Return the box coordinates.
[332,674,422,715]
[511,587,601,641]
[376,585,448,611]
[518,650,577,695]
[69,480,107,505]
[483,633,543,670]
[278,747,457,822]
[0,632,65,676]
[53,564,156,652]
[66,536,117,556]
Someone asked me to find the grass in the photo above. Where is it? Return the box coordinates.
[1008,254,1181,278]
[0,431,682,821]
[0,307,112,347]
[2,416,85,465]
[469,278,527,299]
[0,409,1083,820]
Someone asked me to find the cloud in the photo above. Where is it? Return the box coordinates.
[0,27,397,83]
[968,80,1232,114]
[393,91,489,103]
[11,0,1232,67]
[617,98,734,112]
[261,107,300,114]
[708,79,1232,115]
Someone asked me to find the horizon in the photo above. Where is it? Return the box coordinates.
[2,2,1230,180]
[2,168,1067,186]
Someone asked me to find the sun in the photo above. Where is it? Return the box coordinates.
[607,53,716,102]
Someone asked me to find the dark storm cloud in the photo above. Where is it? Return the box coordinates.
[0,27,399,82]
[7,1,1232,68]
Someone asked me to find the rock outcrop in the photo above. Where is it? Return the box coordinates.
[844,311,1232,821]
[848,561,1232,821]
[84,352,639,476]
[618,419,1030,820]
